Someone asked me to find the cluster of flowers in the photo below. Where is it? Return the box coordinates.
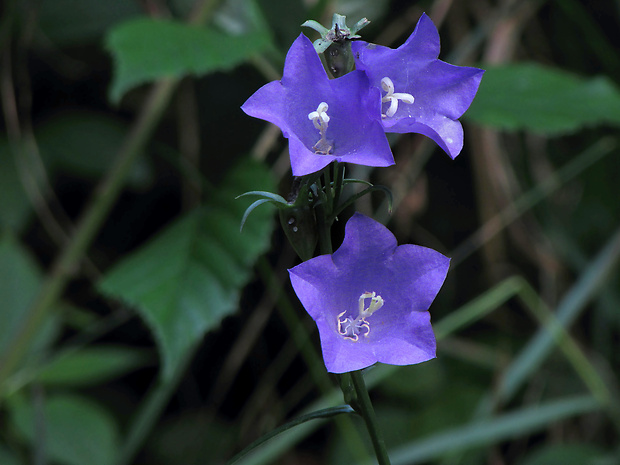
[242,14,483,374]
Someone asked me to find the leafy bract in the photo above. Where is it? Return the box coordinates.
[466,63,620,134]
[98,159,275,380]
[106,16,271,102]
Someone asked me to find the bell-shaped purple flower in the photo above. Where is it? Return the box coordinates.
[289,213,449,373]
[351,13,484,159]
[242,34,394,177]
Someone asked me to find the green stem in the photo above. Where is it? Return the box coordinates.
[226,405,355,465]
[332,161,345,208]
[338,372,358,409]
[350,370,392,465]
[310,165,391,463]
[314,175,333,255]
[323,163,333,215]
[257,259,370,461]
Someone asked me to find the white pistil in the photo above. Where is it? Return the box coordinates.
[307,102,333,154]
[381,77,414,118]
[337,291,384,342]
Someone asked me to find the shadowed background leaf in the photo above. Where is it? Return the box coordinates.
[98,158,276,380]
[466,63,620,134]
[106,14,272,103]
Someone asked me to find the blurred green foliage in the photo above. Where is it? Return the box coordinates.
[1,0,620,464]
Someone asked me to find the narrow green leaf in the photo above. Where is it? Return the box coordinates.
[389,396,601,465]
[227,406,355,465]
[98,159,275,380]
[106,17,271,102]
[34,346,151,387]
[498,227,620,403]
[9,394,119,465]
[466,63,620,134]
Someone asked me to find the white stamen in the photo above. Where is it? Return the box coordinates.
[380,77,414,118]
[307,102,333,154]
[337,292,384,341]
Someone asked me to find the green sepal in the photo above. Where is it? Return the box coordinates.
[237,191,288,231]
[349,17,371,36]
[301,20,329,37]
[236,190,287,204]
[342,178,373,187]
[240,199,274,231]
[302,13,370,55]
[238,186,318,260]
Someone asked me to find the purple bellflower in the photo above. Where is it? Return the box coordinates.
[289,213,450,373]
[351,13,484,159]
[241,34,394,177]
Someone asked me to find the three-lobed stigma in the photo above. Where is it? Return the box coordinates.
[337,291,384,341]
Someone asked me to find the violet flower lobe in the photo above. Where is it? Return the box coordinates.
[241,34,394,177]
[289,213,450,374]
[351,13,484,159]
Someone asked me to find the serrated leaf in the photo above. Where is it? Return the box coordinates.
[98,159,275,380]
[35,346,151,387]
[9,394,119,465]
[466,63,620,134]
[106,17,271,102]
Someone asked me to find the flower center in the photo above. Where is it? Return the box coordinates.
[308,102,333,154]
[381,77,414,118]
[337,291,384,341]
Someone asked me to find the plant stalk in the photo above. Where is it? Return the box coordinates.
[351,370,392,465]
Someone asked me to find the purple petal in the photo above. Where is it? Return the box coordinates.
[242,34,394,176]
[352,13,484,159]
[289,213,449,373]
